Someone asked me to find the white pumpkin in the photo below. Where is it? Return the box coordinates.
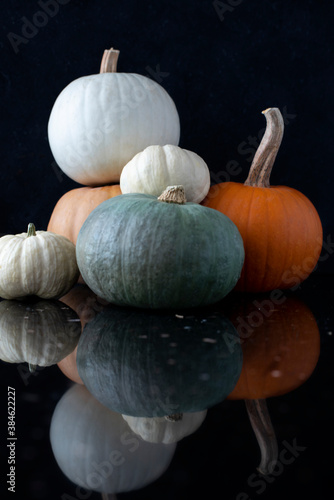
[50,384,176,495]
[122,410,207,444]
[48,48,180,186]
[0,299,81,372]
[0,223,79,300]
[120,144,211,203]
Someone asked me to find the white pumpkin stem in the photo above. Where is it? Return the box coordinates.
[244,108,284,188]
[28,363,37,373]
[245,398,278,475]
[158,186,187,204]
[27,223,36,237]
[100,48,120,73]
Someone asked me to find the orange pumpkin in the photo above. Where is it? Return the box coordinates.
[203,108,323,292]
[58,285,108,384]
[47,185,122,245]
[223,293,320,474]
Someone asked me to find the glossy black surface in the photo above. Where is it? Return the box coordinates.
[0,272,333,499]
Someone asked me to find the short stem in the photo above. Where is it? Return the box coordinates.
[244,108,284,188]
[100,48,120,73]
[28,363,37,373]
[27,223,36,237]
[158,186,187,204]
[165,413,183,422]
[245,398,278,475]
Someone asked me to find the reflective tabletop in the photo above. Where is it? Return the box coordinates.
[0,272,333,500]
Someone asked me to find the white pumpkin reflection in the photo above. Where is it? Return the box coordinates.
[50,384,176,495]
[122,410,207,444]
[0,299,81,371]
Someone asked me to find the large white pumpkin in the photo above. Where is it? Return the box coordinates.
[50,384,176,495]
[120,144,211,203]
[48,48,180,186]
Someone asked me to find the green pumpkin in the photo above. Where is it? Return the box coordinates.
[76,304,243,417]
[76,185,244,309]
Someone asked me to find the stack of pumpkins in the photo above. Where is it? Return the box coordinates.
[0,47,323,304]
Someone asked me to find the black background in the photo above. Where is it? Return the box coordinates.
[1,2,334,499]
[1,0,333,272]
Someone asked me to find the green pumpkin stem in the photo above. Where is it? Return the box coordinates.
[158,185,187,204]
[245,398,278,475]
[100,48,120,73]
[27,223,36,237]
[164,413,183,422]
[244,108,284,188]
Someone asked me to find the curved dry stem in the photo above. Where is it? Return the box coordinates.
[245,398,278,475]
[244,108,284,188]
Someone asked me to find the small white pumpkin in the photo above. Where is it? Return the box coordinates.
[122,410,207,444]
[0,223,79,300]
[50,384,176,495]
[0,299,81,372]
[120,144,211,203]
[48,48,180,186]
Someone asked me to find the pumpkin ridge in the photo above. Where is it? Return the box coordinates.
[242,187,256,291]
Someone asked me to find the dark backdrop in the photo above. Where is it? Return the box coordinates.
[1,0,333,272]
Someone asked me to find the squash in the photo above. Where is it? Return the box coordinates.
[120,144,211,203]
[50,383,176,495]
[0,223,79,300]
[122,411,207,444]
[0,299,81,372]
[76,185,245,309]
[47,184,121,245]
[76,304,243,417]
[224,293,320,475]
[58,284,107,384]
[48,48,180,186]
[203,108,323,292]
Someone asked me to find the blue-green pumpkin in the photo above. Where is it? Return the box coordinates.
[76,304,243,417]
[76,185,244,309]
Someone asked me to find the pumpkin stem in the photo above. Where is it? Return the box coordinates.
[27,223,36,237]
[165,413,183,422]
[245,398,278,475]
[28,363,37,373]
[244,108,284,188]
[100,48,120,73]
[158,186,187,204]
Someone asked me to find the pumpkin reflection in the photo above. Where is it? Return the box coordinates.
[76,305,243,418]
[50,383,176,495]
[58,284,107,384]
[224,293,320,475]
[0,299,81,372]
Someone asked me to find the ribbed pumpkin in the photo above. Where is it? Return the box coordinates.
[0,223,79,300]
[58,284,107,384]
[76,185,245,309]
[47,185,121,245]
[0,299,81,373]
[76,304,243,417]
[48,48,180,185]
[203,108,323,292]
[224,293,320,475]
